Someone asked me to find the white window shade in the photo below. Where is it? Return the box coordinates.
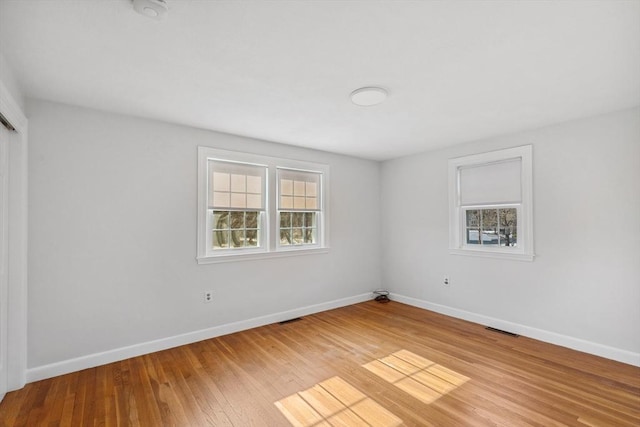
[209,160,266,210]
[278,169,321,211]
[459,158,522,206]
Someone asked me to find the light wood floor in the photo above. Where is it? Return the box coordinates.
[1,301,638,426]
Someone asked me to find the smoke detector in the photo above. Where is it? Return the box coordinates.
[133,0,168,20]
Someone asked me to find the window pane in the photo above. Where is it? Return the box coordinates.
[304,212,315,227]
[246,212,258,228]
[292,212,304,227]
[230,212,244,229]
[230,229,245,247]
[230,193,246,208]
[482,209,498,228]
[280,212,291,228]
[481,229,499,245]
[306,182,317,197]
[281,179,293,196]
[499,208,517,227]
[293,180,305,196]
[246,229,259,247]
[213,192,230,208]
[466,210,479,227]
[499,228,517,247]
[499,208,517,247]
[213,211,229,230]
[246,194,261,209]
[246,175,261,194]
[478,209,497,245]
[230,174,246,192]
[213,172,230,191]
[281,196,293,209]
[466,228,480,244]
[293,196,306,209]
[280,229,292,245]
[304,228,316,244]
[292,228,303,244]
[305,197,317,209]
[213,230,229,249]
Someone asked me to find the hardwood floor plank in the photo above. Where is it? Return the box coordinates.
[275,393,326,427]
[1,301,638,426]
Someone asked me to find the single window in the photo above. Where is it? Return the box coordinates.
[277,169,322,248]
[207,160,267,253]
[197,147,329,263]
[448,145,534,261]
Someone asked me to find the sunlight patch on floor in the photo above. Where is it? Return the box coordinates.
[362,349,469,404]
[274,376,402,427]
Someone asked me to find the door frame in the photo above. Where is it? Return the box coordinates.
[0,79,28,395]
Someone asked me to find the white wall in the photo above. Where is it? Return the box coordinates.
[381,108,640,365]
[24,98,640,377]
[0,53,24,112]
[26,99,381,373]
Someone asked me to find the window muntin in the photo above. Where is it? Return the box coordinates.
[277,169,322,248]
[448,145,533,261]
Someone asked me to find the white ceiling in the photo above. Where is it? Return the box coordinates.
[1,0,638,160]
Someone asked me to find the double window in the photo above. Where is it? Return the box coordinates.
[197,147,328,263]
[448,145,534,261]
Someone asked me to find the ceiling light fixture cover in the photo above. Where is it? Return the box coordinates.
[350,87,388,106]
[133,0,168,20]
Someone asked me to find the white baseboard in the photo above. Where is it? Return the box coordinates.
[391,293,640,367]
[26,293,373,383]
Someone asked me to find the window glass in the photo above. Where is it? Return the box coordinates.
[464,208,518,247]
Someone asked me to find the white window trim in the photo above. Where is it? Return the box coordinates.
[448,145,534,261]
[197,147,330,264]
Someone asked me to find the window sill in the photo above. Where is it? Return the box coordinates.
[449,248,534,262]
[197,247,329,264]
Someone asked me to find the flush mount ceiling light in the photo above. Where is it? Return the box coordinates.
[350,87,388,107]
[133,0,168,20]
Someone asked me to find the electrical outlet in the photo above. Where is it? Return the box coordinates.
[444,276,450,286]
[204,291,213,303]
